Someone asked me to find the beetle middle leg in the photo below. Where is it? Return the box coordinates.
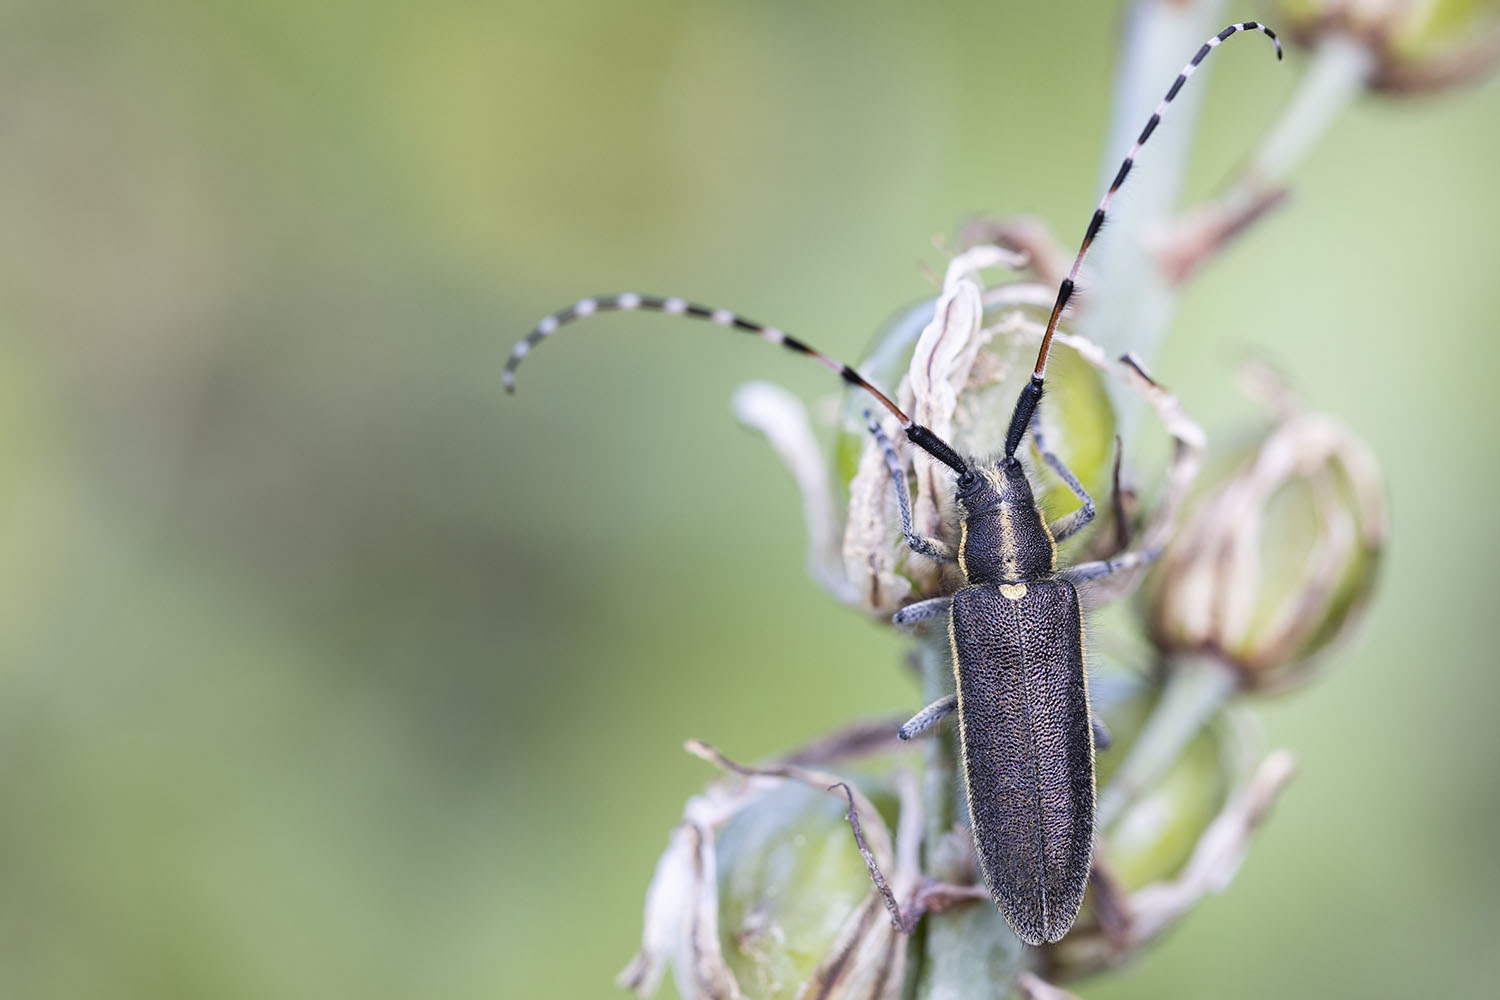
[892,595,952,633]
[1057,546,1161,585]
[895,694,1107,747]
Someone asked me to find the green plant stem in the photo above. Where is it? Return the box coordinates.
[1244,33,1375,189]
[1095,654,1239,830]
[1082,0,1230,440]
[913,631,1025,999]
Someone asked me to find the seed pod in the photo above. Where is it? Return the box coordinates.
[1144,380,1386,691]
[1272,0,1500,93]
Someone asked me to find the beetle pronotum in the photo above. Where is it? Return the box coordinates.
[506,22,1281,946]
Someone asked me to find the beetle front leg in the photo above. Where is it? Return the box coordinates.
[892,595,952,633]
[866,412,958,563]
[899,694,958,741]
[1029,411,1095,543]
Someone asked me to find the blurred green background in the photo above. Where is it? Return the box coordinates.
[1,1,1496,997]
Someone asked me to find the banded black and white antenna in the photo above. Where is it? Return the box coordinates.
[504,22,1280,479]
[503,292,969,474]
[1002,21,1280,460]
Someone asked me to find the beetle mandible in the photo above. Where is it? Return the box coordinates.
[504,22,1282,946]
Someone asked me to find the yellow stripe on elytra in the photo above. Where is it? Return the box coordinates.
[1076,588,1097,770]
[949,606,997,907]
[949,611,974,857]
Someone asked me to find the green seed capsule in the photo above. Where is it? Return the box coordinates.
[1144,394,1386,691]
[1271,0,1500,93]
[619,743,914,1000]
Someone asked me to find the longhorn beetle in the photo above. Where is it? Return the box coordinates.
[505,23,1281,947]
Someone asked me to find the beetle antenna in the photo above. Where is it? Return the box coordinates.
[1004,21,1281,459]
[506,293,970,475]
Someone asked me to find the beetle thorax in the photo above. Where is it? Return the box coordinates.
[956,458,1057,584]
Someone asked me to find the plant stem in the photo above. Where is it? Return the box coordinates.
[1243,33,1374,188]
[1081,0,1230,441]
[913,631,1026,999]
[1091,20,1376,439]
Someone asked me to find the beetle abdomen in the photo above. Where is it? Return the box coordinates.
[950,579,1095,945]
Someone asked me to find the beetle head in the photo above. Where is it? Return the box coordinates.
[955,457,1056,583]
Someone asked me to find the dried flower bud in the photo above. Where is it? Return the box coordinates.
[619,737,918,1000]
[734,227,1204,619]
[620,695,1298,997]
[1144,379,1386,691]
[833,245,1134,614]
[1272,0,1500,93]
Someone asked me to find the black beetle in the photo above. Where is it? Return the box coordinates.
[504,21,1281,946]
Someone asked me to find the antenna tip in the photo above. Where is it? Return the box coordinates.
[502,372,517,394]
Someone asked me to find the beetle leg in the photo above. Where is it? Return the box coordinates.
[899,694,958,740]
[1091,714,1113,751]
[866,412,958,563]
[1057,546,1161,584]
[1029,410,1096,542]
[892,595,953,633]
